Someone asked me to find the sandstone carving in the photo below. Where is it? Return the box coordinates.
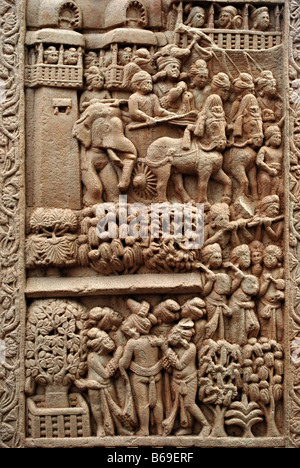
[1,0,299,450]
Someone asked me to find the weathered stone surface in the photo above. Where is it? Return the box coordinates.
[2,0,300,449]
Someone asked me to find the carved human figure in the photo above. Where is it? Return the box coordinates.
[153,44,193,113]
[84,51,99,69]
[229,244,251,273]
[176,6,213,61]
[121,298,157,337]
[205,273,232,340]
[229,73,262,144]
[88,306,126,349]
[250,7,271,31]
[63,47,79,65]
[151,299,181,338]
[80,66,111,112]
[215,6,242,29]
[196,243,221,298]
[43,46,59,64]
[128,71,175,125]
[225,73,263,200]
[119,299,164,436]
[255,70,283,122]
[223,244,254,296]
[226,275,260,345]
[150,299,181,417]
[184,6,206,28]
[75,328,132,437]
[261,108,282,134]
[188,94,227,151]
[73,102,137,205]
[118,47,133,66]
[181,297,207,349]
[161,319,211,437]
[249,240,264,278]
[204,203,240,255]
[121,48,157,90]
[256,125,283,198]
[210,72,231,104]
[254,195,284,245]
[189,59,210,110]
[258,245,285,342]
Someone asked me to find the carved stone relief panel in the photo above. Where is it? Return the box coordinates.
[0,0,299,449]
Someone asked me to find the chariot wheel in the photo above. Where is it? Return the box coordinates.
[128,159,158,203]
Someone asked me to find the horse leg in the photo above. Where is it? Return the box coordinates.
[171,171,191,203]
[152,164,172,202]
[195,168,212,207]
[248,165,258,200]
[211,168,232,204]
[231,164,249,199]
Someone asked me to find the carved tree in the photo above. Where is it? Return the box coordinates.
[241,338,284,437]
[25,299,89,408]
[198,339,243,437]
[26,208,79,269]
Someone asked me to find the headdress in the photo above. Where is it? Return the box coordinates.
[233,73,254,90]
[212,72,230,89]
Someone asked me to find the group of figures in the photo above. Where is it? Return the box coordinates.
[25,296,284,438]
[73,35,284,211]
[23,0,287,443]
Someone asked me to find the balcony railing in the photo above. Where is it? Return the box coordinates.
[176,28,282,51]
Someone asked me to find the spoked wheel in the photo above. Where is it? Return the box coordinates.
[128,159,158,204]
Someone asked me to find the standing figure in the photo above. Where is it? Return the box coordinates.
[205,273,232,340]
[119,299,164,436]
[75,328,134,437]
[258,245,285,342]
[161,319,211,437]
[151,299,181,417]
[226,275,260,345]
[256,125,283,198]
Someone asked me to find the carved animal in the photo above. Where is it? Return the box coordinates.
[145,95,232,207]
[224,93,264,201]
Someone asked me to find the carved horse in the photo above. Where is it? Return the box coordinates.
[223,94,264,201]
[145,95,232,207]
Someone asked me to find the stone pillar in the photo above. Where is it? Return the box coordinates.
[26,86,81,209]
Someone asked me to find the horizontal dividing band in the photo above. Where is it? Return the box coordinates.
[25,273,202,298]
[25,435,286,449]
